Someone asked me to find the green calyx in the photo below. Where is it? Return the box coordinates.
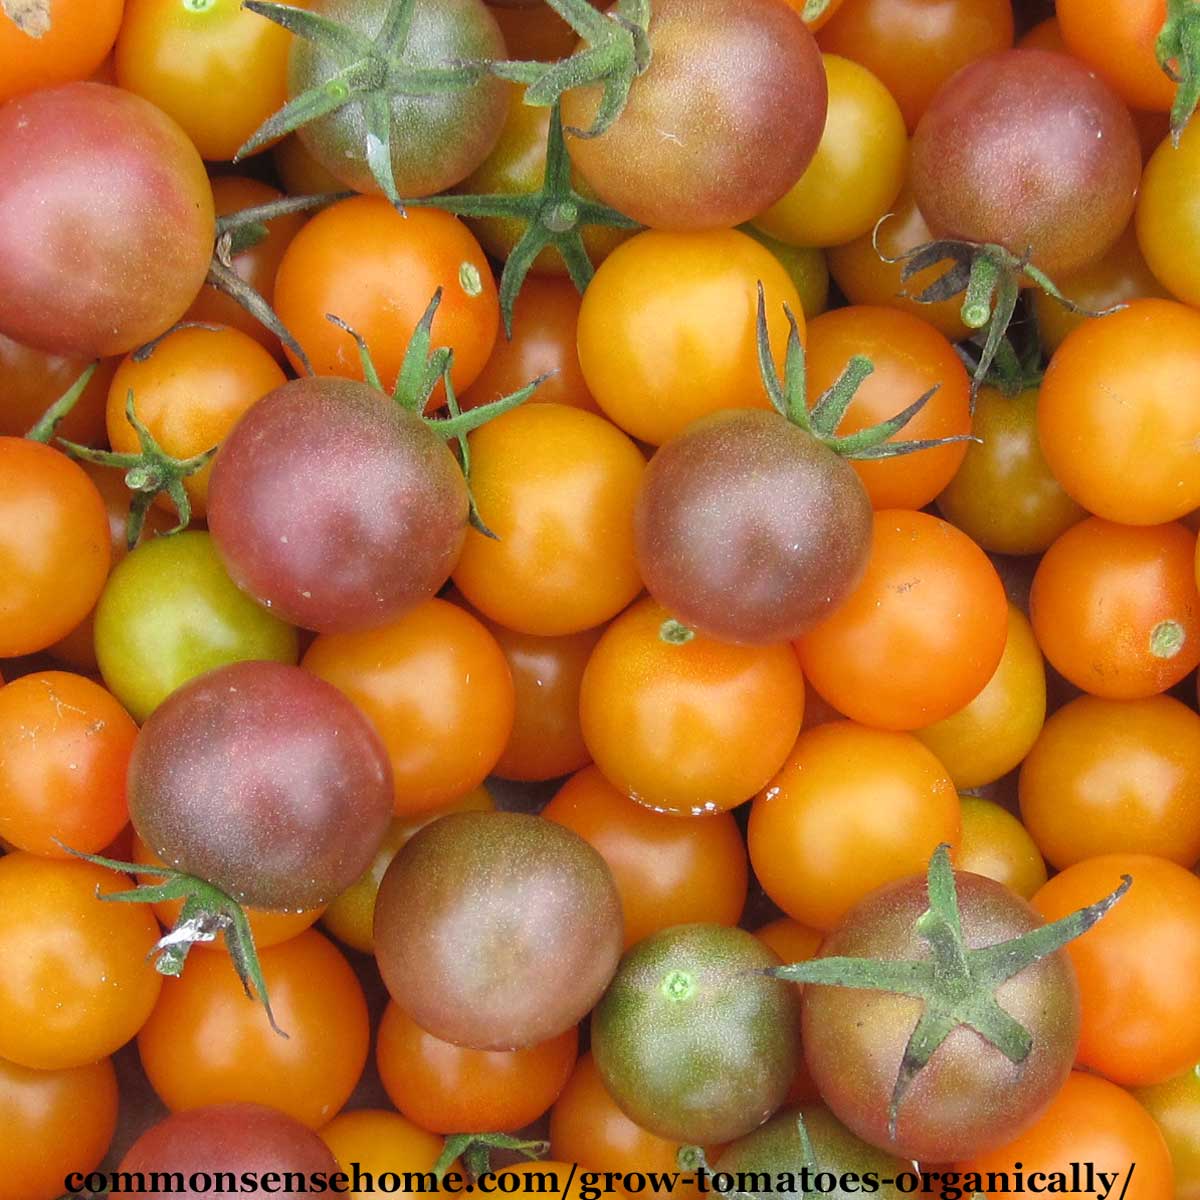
[756,285,972,460]
[55,842,285,1037]
[409,103,639,335]
[957,331,1044,400]
[874,227,1121,393]
[433,1133,548,1183]
[1158,0,1200,144]
[25,362,98,444]
[58,388,215,549]
[236,0,491,205]
[494,0,653,139]
[769,845,1131,1141]
[327,288,549,537]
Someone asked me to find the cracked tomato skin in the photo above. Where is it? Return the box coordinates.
[0,82,214,358]
[128,660,393,911]
[802,871,1080,1164]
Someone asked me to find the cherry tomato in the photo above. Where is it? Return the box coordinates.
[577,228,804,446]
[1137,117,1200,309]
[0,439,110,658]
[1034,855,1200,1087]
[0,0,123,105]
[0,671,135,858]
[138,929,369,1128]
[915,604,1046,790]
[752,55,906,249]
[303,599,514,815]
[319,1109,450,1200]
[741,228,831,321]
[753,918,823,1104]
[273,133,344,195]
[377,1000,577,1134]
[797,510,1008,731]
[749,721,961,931]
[451,405,644,636]
[1030,518,1200,700]
[0,853,162,1070]
[544,765,748,948]
[580,597,806,816]
[955,795,1047,901]
[1134,1066,1200,1200]
[0,334,116,443]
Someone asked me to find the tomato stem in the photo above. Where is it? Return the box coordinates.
[24,362,97,444]
[433,1133,549,1184]
[1159,0,1200,144]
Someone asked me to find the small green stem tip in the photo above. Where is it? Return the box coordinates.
[660,619,695,645]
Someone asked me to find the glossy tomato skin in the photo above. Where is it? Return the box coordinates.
[0,83,214,358]
[137,931,369,1128]
[374,811,622,1050]
[0,854,162,1071]
[0,1054,118,1200]
[207,377,469,634]
[129,660,393,910]
[955,796,1048,902]
[1137,118,1200,309]
[803,872,1079,1163]
[0,439,110,658]
[591,924,800,1144]
[579,598,807,816]
[118,1104,340,1199]
[1034,855,1200,1087]
[562,0,827,231]
[292,0,508,198]
[544,765,748,949]
[0,0,123,105]
[635,410,873,645]
[911,50,1140,276]
[95,531,300,723]
[320,1109,452,1200]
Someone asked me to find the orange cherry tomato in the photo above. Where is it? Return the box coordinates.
[1030,518,1200,700]
[955,795,1047,902]
[377,1000,577,1134]
[580,597,806,816]
[0,671,136,858]
[0,853,162,1070]
[796,510,1008,731]
[543,765,748,948]
[749,720,961,931]
[138,929,369,1128]
[303,599,515,815]
[0,0,123,105]
[0,333,116,443]
[273,197,498,399]
[320,1109,451,1200]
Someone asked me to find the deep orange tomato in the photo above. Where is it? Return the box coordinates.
[804,306,971,510]
[543,765,748,948]
[0,0,123,105]
[320,1109,451,1200]
[138,929,369,1128]
[0,854,162,1070]
[955,795,1047,901]
[1030,518,1200,700]
[0,671,136,858]
[0,439,111,658]
[303,599,515,815]
[796,510,1008,731]
[451,404,645,636]
[0,1054,118,1200]
[1057,0,1175,112]
[0,333,116,443]
[273,197,499,399]
[1034,855,1200,1087]
[1020,695,1200,869]
[579,597,806,816]
[748,721,961,931]
[377,1000,577,1134]
[107,323,286,519]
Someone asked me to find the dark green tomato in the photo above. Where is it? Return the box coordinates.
[591,923,800,1144]
[292,0,509,199]
[374,811,622,1051]
[562,0,827,231]
[207,377,468,634]
[635,410,872,644]
[715,1105,911,1200]
[802,872,1080,1164]
[910,49,1140,276]
[130,660,393,911]
[936,385,1085,557]
[94,530,298,722]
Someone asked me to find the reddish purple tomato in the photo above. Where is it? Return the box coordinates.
[636,409,873,644]
[118,1104,338,1199]
[802,871,1080,1163]
[208,378,469,634]
[910,49,1141,276]
[0,83,214,358]
[129,660,393,911]
[561,0,828,231]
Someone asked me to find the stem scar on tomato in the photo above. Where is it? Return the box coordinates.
[769,844,1131,1141]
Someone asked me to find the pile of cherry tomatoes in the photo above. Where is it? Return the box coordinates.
[2,0,1200,1197]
